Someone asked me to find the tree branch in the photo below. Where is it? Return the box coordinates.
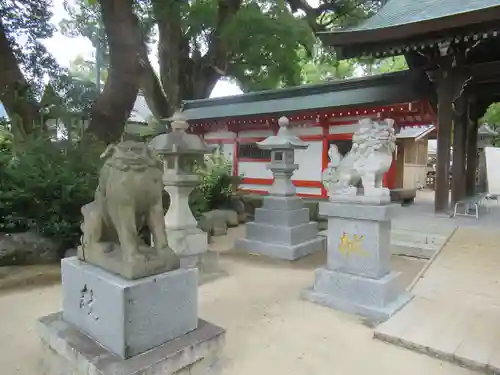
[152,0,185,113]
[192,0,242,99]
[286,0,382,32]
[87,0,144,143]
[0,18,41,137]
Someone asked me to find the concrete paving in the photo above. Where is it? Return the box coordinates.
[2,189,498,375]
[375,226,500,373]
[0,225,479,375]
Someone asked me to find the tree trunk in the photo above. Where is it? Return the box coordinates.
[0,19,41,138]
[151,0,242,116]
[153,0,185,114]
[86,0,145,144]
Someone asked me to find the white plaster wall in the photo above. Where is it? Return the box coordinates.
[329,116,364,123]
[329,123,360,134]
[238,161,273,179]
[239,185,321,196]
[290,126,322,135]
[239,184,270,192]
[203,131,236,140]
[295,187,322,196]
[239,129,274,138]
[292,141,323,181]
[221,143,234,162]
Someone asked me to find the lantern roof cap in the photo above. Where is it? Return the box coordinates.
[257,116,308,150]
[149,111,214,155]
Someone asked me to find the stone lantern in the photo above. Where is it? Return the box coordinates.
[257,116,308,196]
[235,116,325,260]
[149,111,213,268]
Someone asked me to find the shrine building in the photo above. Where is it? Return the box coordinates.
[180,70,436,199]
[178,0,500,210]
[318,0,500,212]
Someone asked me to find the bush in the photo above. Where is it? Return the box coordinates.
[0,137,104,252]
[190,149,242,217]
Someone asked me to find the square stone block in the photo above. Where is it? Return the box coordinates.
[38,312,225,375]
[254,207,309,226]
[236,236,325,260]
[326,217,391,278]
[245,221,319,245]
[167,227,208,257]
[319,201,393,221]
[263,196,304,211]
[62,257,198,359]
[303,267,413,322]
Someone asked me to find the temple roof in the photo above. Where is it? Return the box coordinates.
[396,124,435,140]
[319,0,500,59]
[181,70,431,122]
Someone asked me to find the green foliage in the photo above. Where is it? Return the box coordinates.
[480,102,500,146]
[0,137,105,249]
[0,0,59,94]
[191,148,241,216]
[224,2,315,90]
[481,102,500,127]
[69,54,108,86]
[0,123,13,153]
[300,43,357,84]
[61,0,317,93]
[373,56,408,74]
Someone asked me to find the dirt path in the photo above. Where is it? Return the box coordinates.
[0,235,478,375]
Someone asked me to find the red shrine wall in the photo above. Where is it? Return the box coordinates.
[193,102,435,199]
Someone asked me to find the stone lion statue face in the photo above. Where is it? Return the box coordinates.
[352,118,396,153]
[101,141,162,171]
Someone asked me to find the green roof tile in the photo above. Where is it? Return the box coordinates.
[330,0,500,33]
[181,70,430,121]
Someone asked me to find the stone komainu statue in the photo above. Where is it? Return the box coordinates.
[322,118,396,198]
[78,140,180,279]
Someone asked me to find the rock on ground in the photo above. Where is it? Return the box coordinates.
[199,209,240,237]
[0,232,60,266]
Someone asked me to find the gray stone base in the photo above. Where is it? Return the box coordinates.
[198,250,228,285]
[167,227,208,269]
[62,258,198,359]
[235,236,325,261]
[77,242,180,280]
[38,312,225,375]
[303,267,413,322]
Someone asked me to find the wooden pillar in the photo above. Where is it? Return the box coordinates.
[434,70,454,213]
[465,102,479,196]
[451,96,467,205]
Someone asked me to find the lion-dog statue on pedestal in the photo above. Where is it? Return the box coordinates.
[322,118,396,199]
[77,140,180,279]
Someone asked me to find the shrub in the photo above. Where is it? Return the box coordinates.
[0,137,104,252]
[190,148,242,217]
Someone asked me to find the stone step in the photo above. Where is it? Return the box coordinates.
[246,221,319,245]
[254,207,309,226]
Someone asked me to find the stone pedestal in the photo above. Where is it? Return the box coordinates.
[164,177,210,267]
[303,199,412,321]
[149,111,223,283]
[236,196,325,260]
[38,257,226,375]
[163,179,225,284]
[62,257,198,359]
[38,313,225,375]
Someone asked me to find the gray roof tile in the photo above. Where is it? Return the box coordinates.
[181,70,430,121]
[336,0,500,33]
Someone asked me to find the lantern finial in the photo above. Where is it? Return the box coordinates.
[278,116,290,128]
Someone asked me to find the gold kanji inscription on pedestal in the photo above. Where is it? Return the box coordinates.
[337,232,367,257]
